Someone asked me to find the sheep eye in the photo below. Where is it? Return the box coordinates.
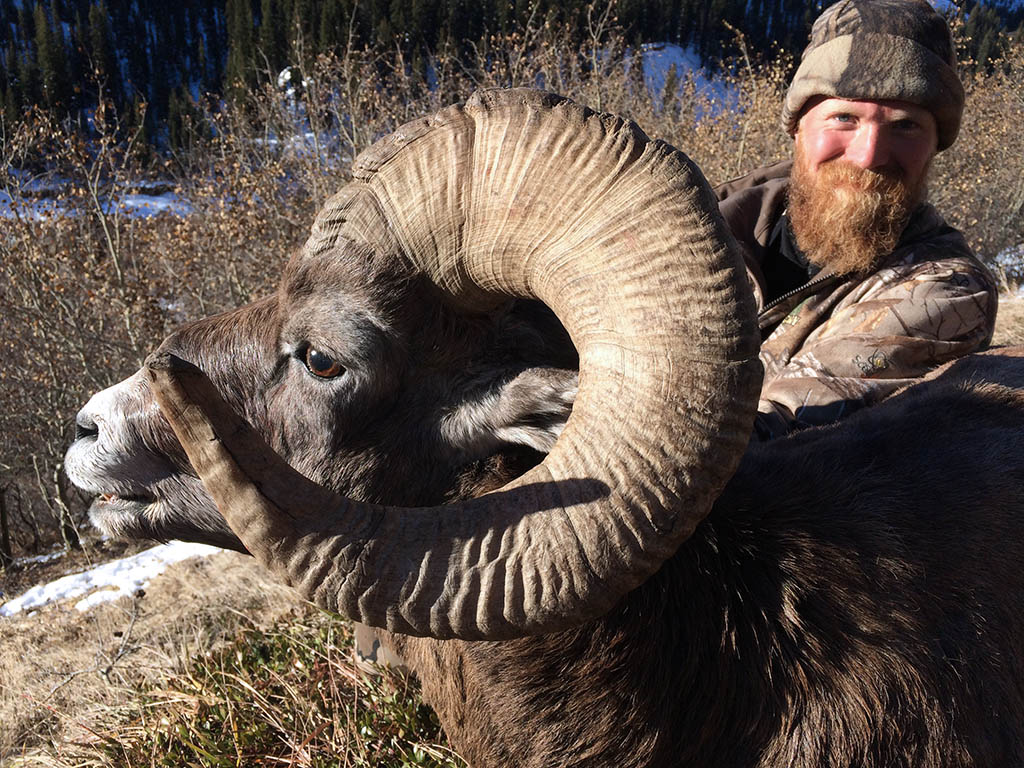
[304,347,344,378]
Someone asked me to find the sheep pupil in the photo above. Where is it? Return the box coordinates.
[306,348,342,378]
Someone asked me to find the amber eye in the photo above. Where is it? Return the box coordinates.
[304,347,345,378]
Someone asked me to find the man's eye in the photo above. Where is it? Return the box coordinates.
[833,113,855,123]
[304,347,345,378]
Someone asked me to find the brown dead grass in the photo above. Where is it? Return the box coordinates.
[992,294,1024,348]
[0,549,304,763]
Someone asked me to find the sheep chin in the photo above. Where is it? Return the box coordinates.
[88,495,161,540]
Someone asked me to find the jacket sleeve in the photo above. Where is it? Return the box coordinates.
[755,255,997,439]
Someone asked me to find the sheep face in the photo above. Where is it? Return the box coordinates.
[65,252,577,552]
[66,89,759,643]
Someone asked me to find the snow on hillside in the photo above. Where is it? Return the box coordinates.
[0,186,193,220]
[640,43,704,97]
[0,541,222,617]
[637,42,737,115]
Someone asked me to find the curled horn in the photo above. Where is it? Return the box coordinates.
[148,89,761,640]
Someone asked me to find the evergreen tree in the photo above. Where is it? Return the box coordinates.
[185,3,202,81]
[388,0,410,45]
[318,0,346,56]
[19,2,36,47]
[148,2,173,123]
[167,2,187,58]
[106,0,131,55]
[4,33,18,99]
[627,44,645,100]
[151,49,171,126]
[121,8,150,100]
[442,0,479,50]
[661,60,679,117]
[66,10,86,106]
[0,0,14,29]
[167,83,184,148]
[3,83,18,125]
[17,47,42,107]
[197,36,214,93]
[35,1,71,108]
[88,1,121,101]
[125,92,154,159]
[288,0,312,65]
[225,0,255,98]
[259,0,287,71]
[200,0,225,91]
[976,25,996,67]
[964,2,1011,71]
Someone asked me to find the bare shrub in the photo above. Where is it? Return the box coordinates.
[932,39,1024,289]
[1,107,169,559]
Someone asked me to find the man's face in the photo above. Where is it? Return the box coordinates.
[788,97,938,275]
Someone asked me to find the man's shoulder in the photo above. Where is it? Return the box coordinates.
[890,203,988,275]
[863,206,997,304]
[714,159,793,203]
[714,160,792,256]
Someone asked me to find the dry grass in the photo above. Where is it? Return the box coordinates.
[1,551,300,761]
[0,549,462,767]
[991,294,1024,347]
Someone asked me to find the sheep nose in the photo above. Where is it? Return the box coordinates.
[75,411,99,441]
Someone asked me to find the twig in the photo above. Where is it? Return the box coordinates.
[46,595,143,698]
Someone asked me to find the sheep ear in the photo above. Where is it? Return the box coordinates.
[443,367,578,458]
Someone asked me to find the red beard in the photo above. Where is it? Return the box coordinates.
[788,142,929,276]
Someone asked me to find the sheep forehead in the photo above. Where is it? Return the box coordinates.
[282,242,408,308]
[279,251,445,367]
[156,298,282,421]
[162,296,279,350]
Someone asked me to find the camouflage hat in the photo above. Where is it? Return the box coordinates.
[782,0,964,151]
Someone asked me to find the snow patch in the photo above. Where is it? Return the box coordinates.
[632,43,736,116]
[0,541,222,617]
[0,188,66,220]
[120,191,194,217]
[0,187,193,220]
[14,549,68,567]
[639,43,704,96]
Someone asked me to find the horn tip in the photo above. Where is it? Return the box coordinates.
[145,351,200,375]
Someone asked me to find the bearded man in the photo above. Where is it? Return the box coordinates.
[716,0,997,440]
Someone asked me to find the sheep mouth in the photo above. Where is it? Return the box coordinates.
[98,490,154,504]
[88,491,163,541]
[90,491,157,515]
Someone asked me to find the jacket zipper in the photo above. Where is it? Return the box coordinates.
[759,271,839,316]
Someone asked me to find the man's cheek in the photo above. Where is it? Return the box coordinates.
[800,130,849,169]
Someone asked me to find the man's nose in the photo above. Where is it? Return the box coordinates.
[845,124,890,170]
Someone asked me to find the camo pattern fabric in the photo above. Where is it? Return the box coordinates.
[716,161,998,439]
[806,0,955,63]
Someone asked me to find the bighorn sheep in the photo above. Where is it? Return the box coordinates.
[65,89,1024,767]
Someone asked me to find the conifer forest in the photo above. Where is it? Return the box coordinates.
[2,0,1022,146]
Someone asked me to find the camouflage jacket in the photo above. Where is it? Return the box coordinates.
[716,160,998,439]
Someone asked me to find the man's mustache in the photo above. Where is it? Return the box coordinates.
[818,160,908,190]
